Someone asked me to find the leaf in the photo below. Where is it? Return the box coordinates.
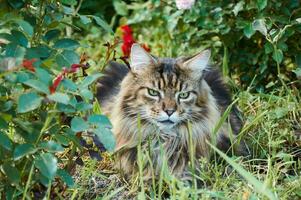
[5,43,26,64]
[13,143,36,160]
[53,38,80,49]
[35,153,58,180]
[79,88,93,100]
[88,114,112,128]
[24,79,50,94]
[79,15,92,24]
[56,50,80,68]
[78,73,102,89]
[0,116,9,129]
[39,141,64,152]
[48,92,70,104]
[0,132,12,150]
[272,49,283,64]
[243,23,255,38]
[11,30,28,47]
[113,0,129,16]
[36,67,52,85]
[2,163,21,184]
[252,19,267,36]
[208,142,277,200]
[61,0,77,5]
[233,1,244,16]
[57,169,75,187]
[257,0,267,10]
[71,117,89,132]
[17,92,42,113]
[61,79,77,91]
[25,45,52,59]
[264,42,273,54]
[16,20,34,36]
[43,29,61,42]
[93,16,114,34]
[94,127,115,152]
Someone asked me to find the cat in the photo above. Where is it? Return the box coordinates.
[96,43,248,179]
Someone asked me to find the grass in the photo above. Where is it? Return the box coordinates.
[65,83,301,199]
[68,33,301,199]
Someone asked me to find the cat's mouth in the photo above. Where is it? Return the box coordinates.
[158,119,175,125]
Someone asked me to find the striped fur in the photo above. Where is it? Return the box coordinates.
[97,46,248,179]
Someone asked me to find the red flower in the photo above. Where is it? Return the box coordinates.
[120,25,151,58]
[121,25,136,58]
[22,59,37,72]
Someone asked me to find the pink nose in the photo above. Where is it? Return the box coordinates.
[165,109,175,116]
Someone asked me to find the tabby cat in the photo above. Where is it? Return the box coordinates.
[97,44,248,179]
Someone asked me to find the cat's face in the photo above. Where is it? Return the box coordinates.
[122,44,211,131]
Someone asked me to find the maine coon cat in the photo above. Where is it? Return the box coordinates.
[97,44,248,179]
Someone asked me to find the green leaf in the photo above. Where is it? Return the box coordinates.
[36,68,52,85]
[208,142,277,200]
[43,29,61,42]
[53,38,80,49]
[5,43,26,64]
[272,49,283,64]
[7,0,24,9]
[25,45,52,59]
[0,116,9,129]
[233,1,244,16]
[2,163,21,184]
[0,132,12,150]
[61,79,77,91]
[79,15,92,24]
[39,141,64,152]
[75,102,93,112]
[252,19,267,36]
[257,0,267,10]
[94,127,115,152]
[17,92,42,113]
[264,42,273,54]
[11,30,28,47]
[16,20,34,36]
[61,0,77,5]
[24,79,50,94]
[88,115,112,128]
[71,117,89,132]
[113,0,129,16]
[93,16,114,34]
[13,143,36,160]
[79,88,93,100]
[243,23,255,38]
[57,169,75,187]
[48,92,70,104]
[56,50,80,68]
[79,73,102,89]
[35,153,58,180]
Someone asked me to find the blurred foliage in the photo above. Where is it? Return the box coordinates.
[120,0,301,91]
[0,0,115,198]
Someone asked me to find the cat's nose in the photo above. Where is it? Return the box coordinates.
[165,109,175,116]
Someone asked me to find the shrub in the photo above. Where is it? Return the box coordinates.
[0,0,115,198]
[122,0,301,91]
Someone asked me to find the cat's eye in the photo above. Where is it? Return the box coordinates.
[148,88,160,96]
[178,92,190,99]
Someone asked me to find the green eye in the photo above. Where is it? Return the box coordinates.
[148,88,160,96]
[179,92,190,99]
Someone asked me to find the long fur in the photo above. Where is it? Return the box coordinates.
[97,57,248,179]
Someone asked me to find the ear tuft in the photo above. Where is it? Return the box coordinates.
[130,43,155,73]
[183,49,211,74]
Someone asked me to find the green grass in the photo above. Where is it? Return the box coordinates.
[65,84,301,200]
[66,34,301,199]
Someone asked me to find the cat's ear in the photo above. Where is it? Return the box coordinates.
[182,49,211,76]
[130,43,156,73]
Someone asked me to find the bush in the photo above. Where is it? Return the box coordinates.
[122,0,301,91]
[0,0,115,198]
